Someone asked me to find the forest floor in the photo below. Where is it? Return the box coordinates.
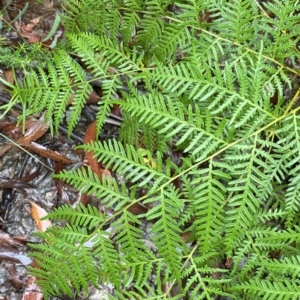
[2,1,299,300]
[0,1,116,299]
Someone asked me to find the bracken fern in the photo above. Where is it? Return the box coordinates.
[2,0,300,299]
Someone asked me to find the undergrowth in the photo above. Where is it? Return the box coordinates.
[1,0,300,299]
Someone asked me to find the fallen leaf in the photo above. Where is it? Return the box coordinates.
[0,231,23,247]
[0,119,36,138]
[29,201,52,232]
[22,18,40,33]
[26,142,72,164]
[6,262,25,289]
[4,69,14,86]
[79,192,90,206]
[0,144,14,157]
[20,22,41,44]
[128,203,148,215]
[17,113,49,146]
[111,104,122,116]
[22,276,43,300]
[86,91,100,104]
[0,115,72,163]
[0,177,35,189]
[0,114,49,157]
[30,17,41,26]
[83,121,111,180]
[0,119,37,154]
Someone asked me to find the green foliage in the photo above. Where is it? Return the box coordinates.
[0,42,50,69]
[1,0,300,298]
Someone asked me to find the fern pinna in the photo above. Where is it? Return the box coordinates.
[4,0,299,299]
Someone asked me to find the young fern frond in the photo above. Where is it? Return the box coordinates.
[253,256,300,279]
[11,50,91,134]
[44,203,105,230]
[224,135,278,254]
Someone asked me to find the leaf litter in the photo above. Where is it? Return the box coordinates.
[0,0,208,299]
[0,78,123,299]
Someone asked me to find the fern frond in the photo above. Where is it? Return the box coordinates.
[114,93,228,161]
[112,211,152,261]
[12,50,91,134]
[54,167,131,209]
[136,14,164,51]
[120,12,140,45]
[231,278,300,299]
[224,135,276,254]
[44,203,105,230]
[153,23,189,62]
[15,0,300,298]
[275,114,300,227]
[62,0,108,35]
[253,256,300,280]
[258,0,300,61]
[182,256,232,300]
[187,160,231,253]
[29,232,98,297]
[248,226,300,257]
[77,140,170,192]
[90,231,122,287]
[145,186,185,280]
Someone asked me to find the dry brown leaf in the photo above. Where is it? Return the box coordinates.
[0,177,35,189]
[0,144,14,157]
[0,231,23,247]
[6,262,25,289]
[30,17,41,26]
[80,121,112,205]
[22,18,40,32]
[22,276,43,300]
[26,142,72,164]
[128,203,148,215]
[0,114,71,163]
[0,119,36,136]
[1,123,23,140]
[20,22,41,44]
[4,69,14,86]
[54,162,70,205]
[79,192,90,206]
[0,114,49,157]
[29,201,52,232]
[0,118,12,131]
[83,121,112,180]
[17,113,49,146]
[86,91,100,104]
